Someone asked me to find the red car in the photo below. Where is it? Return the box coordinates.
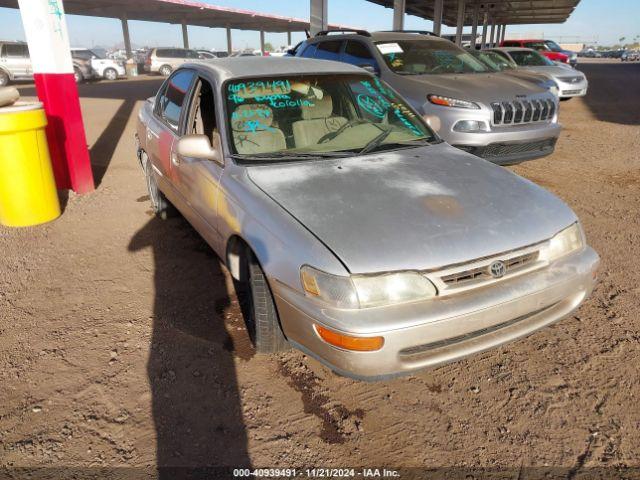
[501,39,577,66]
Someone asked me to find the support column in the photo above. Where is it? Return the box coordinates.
[489,20,496,47]
[181,20,189,49]
[455,0,465,46]
[121,15,132,59]
[260,30,265,56]
[501,24,507,43]
[310,0,328,36]
[226,27,232,54]
[287,31,292,46]
[470,2,479,48]
[393,0,406,31]
[433,0,444,36]
[481,11,488,48]
[17,0,94,193]
[496,24,503,45]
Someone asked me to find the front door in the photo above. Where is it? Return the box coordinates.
[172,76,224,251]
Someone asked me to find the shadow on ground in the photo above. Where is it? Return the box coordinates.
[129,214,251,476]
[18,78,164,187]
[577,62,640,125]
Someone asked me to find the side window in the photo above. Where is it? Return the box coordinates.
[156,49,169,58]
[314,40,343,61]
[343,41,378,70]
[5,44,28,58]
[157,70,196,131]
[186,50,200,59]
[300,43,317,58]
[187,78,217,142]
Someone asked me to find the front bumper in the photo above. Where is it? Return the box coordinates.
[272,247,599,381]
[424,104,562,165]
[557,78,588,98]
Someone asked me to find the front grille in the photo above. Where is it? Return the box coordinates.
[558,75,582,83]
[440,251,539,287]
[491,98,556,126]
[482,138,557,158]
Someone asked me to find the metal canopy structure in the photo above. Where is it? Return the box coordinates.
[0,0,352,32]
[368,0,581,26]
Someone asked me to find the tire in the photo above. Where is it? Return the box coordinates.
[0,70,9,87]
[560,97,572,102]
[104,68,118,81]
[142,153,175,219]
[159,65,172,77]
[73,68,83,83]
[244,250,289,353]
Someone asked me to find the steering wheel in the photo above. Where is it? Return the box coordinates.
[318,119,369,144]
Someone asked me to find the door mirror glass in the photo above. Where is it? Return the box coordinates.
[177,134,222,164]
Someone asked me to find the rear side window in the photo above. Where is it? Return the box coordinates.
[314,40,343,61]
[343,41,377,69]
[4,44,28,58]
[157,69,196,131]
[186,50,200,59]
[156,49,171,58]
[502,41,520,47]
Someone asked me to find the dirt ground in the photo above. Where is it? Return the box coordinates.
[1,58,639,477]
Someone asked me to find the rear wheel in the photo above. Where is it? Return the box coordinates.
[243,250,289,354]
[104,68,118,81]
[159,65,172,77]
[73,68,84,83]
[142,153,175,219]
[0,70,9,87]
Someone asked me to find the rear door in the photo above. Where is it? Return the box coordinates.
[3,44,30,78]
[147,69,197,198]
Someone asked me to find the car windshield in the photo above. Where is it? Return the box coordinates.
[471,50,516,71]
[510,50,555,67]
[375,39,489,75]
[225,74,436,160]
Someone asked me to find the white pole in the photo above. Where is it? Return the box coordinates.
[310,0,328,36]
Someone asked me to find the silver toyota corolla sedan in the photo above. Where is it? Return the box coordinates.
[489,47,589,100]
[135,58,599,380]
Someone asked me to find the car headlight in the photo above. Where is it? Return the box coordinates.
[428,94,480,110]
[540,223,585,262]
[300,266,437,309]
[453,119,489,132]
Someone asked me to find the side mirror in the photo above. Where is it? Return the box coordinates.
[177,134,222,164]
[359,64,378,75]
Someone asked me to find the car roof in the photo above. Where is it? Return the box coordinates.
[504,39,546,42]
[182,57,367,83]
[491,47,536,53]
[307,31,451,45]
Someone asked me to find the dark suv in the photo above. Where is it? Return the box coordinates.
[294,30,561,165]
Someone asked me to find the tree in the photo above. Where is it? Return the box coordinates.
[264,42,274,52]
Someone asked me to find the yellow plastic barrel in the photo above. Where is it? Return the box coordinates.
[0,103,61,227]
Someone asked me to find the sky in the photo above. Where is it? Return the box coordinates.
[1,0,638,51]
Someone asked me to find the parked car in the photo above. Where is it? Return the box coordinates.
[578,49,602,58]
[469,49,560,98]
[135,58,599,380]
[0,41,93,85]
[488,48,588,100]
[621,50,640,62]
[296,30,561,165]
[70,48,126,81]
[501,39,578,67]
[0,41,31,86]
[144,47,203,76]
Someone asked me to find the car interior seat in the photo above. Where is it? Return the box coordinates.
[231,104,286,155]
[292,95,348,148]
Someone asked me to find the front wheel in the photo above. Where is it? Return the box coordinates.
[244,251,289,354]
[73,68,84,83]
[103,68,118,81]
[0,70,9,87]
[159,65,172,77]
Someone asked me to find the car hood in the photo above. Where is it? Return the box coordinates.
[521,65,585,80]
[247,143,577,274]
[393,72,548,105]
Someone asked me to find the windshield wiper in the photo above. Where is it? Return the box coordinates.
[358,128,393,156]
[231,151,351,163]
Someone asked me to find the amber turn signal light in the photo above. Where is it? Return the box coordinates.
[314,325,384,352]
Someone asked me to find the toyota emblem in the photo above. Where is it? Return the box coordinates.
[490,261,507,278]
